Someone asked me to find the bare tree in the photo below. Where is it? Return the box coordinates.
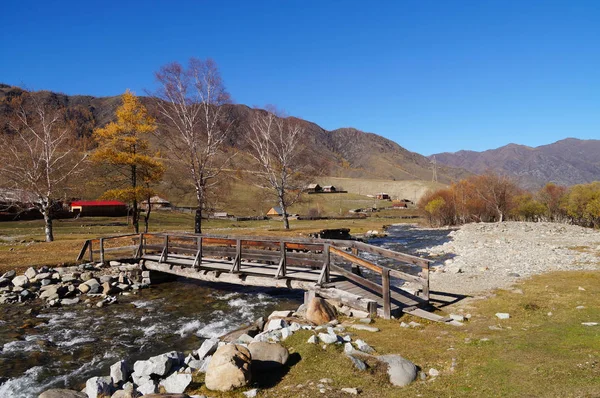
[151,58,233,233]
[247,108,310,229]
[0,92,88,241]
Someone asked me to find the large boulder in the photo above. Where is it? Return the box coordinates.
[1,270,16,280]
[85,376,114,398]
[39,389,87,398]
[248,342,289,370]
[24,267,37,280]
[377,355,417,387]
[205,344,252,391]
[133,352,179,378]
[305,297,337,325]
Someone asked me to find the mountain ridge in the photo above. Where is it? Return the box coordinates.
[432,138,600,189]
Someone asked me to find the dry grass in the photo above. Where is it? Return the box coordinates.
[185,271,600,397]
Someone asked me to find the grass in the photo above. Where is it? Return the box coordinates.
[185,270,600,397]
[0,211,419,272]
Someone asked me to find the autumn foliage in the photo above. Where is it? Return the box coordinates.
[419,174,600,228]
[92,91,164,233]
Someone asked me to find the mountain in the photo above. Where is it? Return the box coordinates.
[432,138,600,189]
[0,84,468,184]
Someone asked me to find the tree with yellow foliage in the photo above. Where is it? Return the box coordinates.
[92,90,164,233]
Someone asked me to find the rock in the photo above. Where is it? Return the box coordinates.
[236,333,255,344]
[318,333,338,344]
[341,387,360,395]
[78,283,90,294]
[377,355,417,387]
[350,324,380,332]
[196,338,219,359]
[358,318,372,324]
[1,270,16,280]
[187,358,207,371]
[280,327,292,340]
[429,368,440,377]
[24,267,37,279]
[86,376,114,398]
[159,372,192,394]
[61,297,80,305]
[495,313,510,320]
[136,380,157,395]
[40,286,59,300]
[449,314,465,322]
[346,355,367,371]
[576,305,586,310]
[205,344,252,391]
[344,342,354,354]
[109,261,121,267]
[582,322,598,326]
[265,318,288,331]
[268,310,293,319]
[355,339,375,354]
[39,389,87,398]
[102,281,118,295]
[34,272,52,281]
[12,275,29,287]
[306,297,337,325]
[248,342,289,370]
[243,389,258,398]
[133,352,178,378]
[307,335,317,344]
[111,359,131,385]
[110,390,137,398]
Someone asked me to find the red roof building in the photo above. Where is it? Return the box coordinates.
[70,200,128,217]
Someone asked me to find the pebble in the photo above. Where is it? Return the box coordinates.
[495,313,510,319]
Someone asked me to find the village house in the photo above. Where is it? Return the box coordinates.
[141,196,171,210]
[376,192,391,200]
[304,183,322,193]
[322,185,336,193]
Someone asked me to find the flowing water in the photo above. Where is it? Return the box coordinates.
[0,281,302,397]
[0,224,454,398]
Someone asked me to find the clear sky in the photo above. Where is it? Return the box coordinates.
[1,0,599,155]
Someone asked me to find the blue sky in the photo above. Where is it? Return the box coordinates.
[2,0,599,155]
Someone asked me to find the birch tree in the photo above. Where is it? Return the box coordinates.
[0,92,88,242]
[247,109,309,229]
[152,58,233,233]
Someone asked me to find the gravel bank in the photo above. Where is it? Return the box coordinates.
[421,222,600,296]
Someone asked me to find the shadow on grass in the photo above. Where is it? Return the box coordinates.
[252,352,302,388]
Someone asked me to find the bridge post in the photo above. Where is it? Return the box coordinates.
[382,269,391,319]
[135,233,144,258]
[231,238,242,273]
[317,244,330,286]
[160,235,169,263]
[193,236,203,268]
[422,263,430,302]
[276,241,287,278]
[89,240,94,263]
[100,238,105,265]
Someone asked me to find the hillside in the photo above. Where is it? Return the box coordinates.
[432,138,600,189]
[0,84,467,185]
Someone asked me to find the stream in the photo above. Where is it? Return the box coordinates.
[0,224,454,398]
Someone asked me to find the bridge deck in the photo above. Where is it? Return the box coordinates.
[78,233,448,322]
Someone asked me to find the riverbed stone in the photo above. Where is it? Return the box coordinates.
[377,355,417,387]
[136,379,157,395]
[24,267,37,279]
[346,354,367,371]
[205,344,252,391]
[61,297,80,305]
[266,318,288,331]
[268,310,293,319]
[111,359,132,385]
[86,376,114,398]
[39,286,59,300]
[196,338,219,359]
[248,342,289,370]
[306,297,337,325]
[350,324,380,332]
[318,333,339,344]
[78,283,90,294]
[159,372,192,394]
[34,272,52,282]
[355,339,375,354]
[1,270,16,280]
[12,275,29,287]
[39,389,87,398]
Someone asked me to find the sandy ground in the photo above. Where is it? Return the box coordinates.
[420,222,600,296]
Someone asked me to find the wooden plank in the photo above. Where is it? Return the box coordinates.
[389,269,428,286]
[330,264,382,294]
[350,241,432,268]
[330,246,382,274]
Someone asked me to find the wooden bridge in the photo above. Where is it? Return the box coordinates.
[77,233,451,322]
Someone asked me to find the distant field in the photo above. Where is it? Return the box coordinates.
[319,177,447,203]
[0,210,421,271]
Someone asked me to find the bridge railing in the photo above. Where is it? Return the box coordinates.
[77,232,432,318]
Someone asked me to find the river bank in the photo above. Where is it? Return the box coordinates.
[423,221,600,296]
